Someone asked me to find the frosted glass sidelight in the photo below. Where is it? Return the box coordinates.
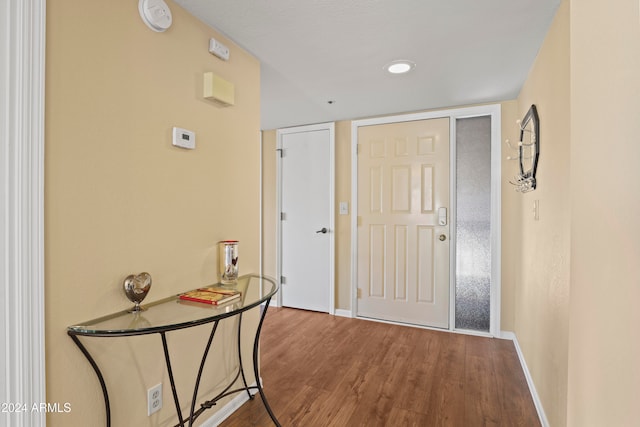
[455,117,492,332]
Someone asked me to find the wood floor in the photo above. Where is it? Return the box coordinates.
[220,307,540,427]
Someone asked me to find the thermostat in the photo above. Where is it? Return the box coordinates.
[172,127,195,150]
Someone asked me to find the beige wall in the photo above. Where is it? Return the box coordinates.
[499,99,520,332]
[510,2,571,425]
[45,1,260,425]
[261,129,277,281]
[509,0,640,424]
[567,0,640,425]
[334,121,354,309]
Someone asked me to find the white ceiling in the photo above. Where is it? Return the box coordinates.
[174,0,560,130]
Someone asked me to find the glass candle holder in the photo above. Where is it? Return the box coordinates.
[219,240,239,286]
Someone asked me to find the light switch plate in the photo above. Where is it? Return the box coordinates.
[339,202,349,215]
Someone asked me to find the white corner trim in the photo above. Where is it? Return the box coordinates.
[500,331,550,427]
[499,330,516,340]
[199,380,260,427]
[0,1,47,426]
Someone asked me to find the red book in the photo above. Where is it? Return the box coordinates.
[179,287,240,305]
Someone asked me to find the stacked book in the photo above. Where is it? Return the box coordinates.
[179,287,240,305]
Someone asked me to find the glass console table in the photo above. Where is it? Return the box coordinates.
[67,274,280,427]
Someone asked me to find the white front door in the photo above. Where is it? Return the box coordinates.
[278,123,334,313]
[356,118,450,328]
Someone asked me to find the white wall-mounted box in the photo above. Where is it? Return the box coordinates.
[208,38,230,61]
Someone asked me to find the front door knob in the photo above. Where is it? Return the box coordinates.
[439,234,446,241]
[316,227,328,234]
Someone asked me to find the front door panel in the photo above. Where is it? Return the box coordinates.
[357,118,450,328]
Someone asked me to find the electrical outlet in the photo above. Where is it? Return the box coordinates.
[147,383,162,416]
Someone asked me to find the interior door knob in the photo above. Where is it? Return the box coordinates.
[316,227,328,234]
[439,234,446,241]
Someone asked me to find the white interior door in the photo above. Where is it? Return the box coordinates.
[356,118,450,328]
[278,123,334,313]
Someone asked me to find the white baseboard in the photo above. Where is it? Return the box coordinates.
[334,309,353,318]
[500,330,516,340]
[199,381,260,427]
[500,330,549,427]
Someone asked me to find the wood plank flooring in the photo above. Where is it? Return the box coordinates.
[220,307,540,427]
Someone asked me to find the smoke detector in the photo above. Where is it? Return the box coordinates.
[139,0,172,32]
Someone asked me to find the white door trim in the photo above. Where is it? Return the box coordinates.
[276,122,335,314]
[0,0,47,425]
[351,105,501,336]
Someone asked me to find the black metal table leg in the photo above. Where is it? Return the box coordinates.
[252,299,281,427]
[68,333,111,427]
[188,320,220,426]
[161,332,185,426]
[236,313,253,400]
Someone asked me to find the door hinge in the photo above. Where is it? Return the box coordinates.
[356,288,362,298]
[356,143,361,155]
[357,216,362,226]
[281,275,286,284]
[281,212,286,221]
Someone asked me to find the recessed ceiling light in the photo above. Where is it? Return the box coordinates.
[385,60,416,74]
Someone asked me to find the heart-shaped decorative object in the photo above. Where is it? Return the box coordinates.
[123,272,152,312]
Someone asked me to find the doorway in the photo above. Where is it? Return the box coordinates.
[351,105,502,335]
[276,123,335,313]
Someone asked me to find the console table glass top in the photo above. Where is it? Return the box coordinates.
[68,274,277,337]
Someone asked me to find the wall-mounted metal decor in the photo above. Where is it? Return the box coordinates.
[508,104,539,192]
